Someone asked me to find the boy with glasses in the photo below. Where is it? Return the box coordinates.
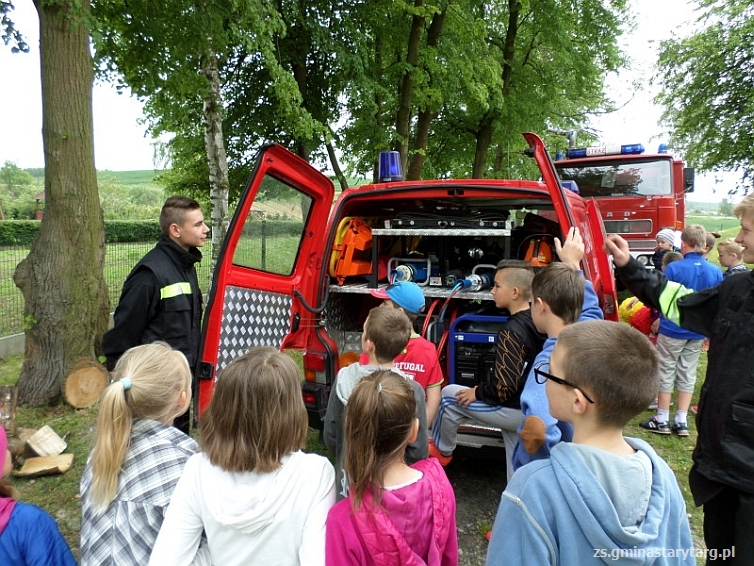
[487,320,694,565]
[510,227,603,470]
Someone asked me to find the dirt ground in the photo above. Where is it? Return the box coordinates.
[443,446,508,566]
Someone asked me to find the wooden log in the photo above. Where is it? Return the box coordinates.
[63,359,109,409]
[0,385,18,436]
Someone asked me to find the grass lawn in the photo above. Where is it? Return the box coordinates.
[1,346,710,560]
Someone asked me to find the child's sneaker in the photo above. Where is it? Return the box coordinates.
[428,439,453,466]
[639,416,671,435]
[672,422,689,437]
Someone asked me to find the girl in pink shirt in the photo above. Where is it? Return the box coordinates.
[326,369,458,566]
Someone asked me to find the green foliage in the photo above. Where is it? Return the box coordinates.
[89,0,631,205]
[0,220,162,245]
[656,0,754,192]
[103,221,162,242]
[1,0,29,53]
[719,199,734,216]
[0,220,41,244]
[98,176,165,220]
[1,161,34,191]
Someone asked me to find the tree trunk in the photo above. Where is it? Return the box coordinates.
[202,49,230,267]
[325,139,349,192]
[13,0,109,406]
[472,0,520,179]
[407,9,446,181]
[395,0,425,172]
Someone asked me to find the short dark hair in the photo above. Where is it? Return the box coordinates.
[363,307,411,364]
[159,196,201,236]
[557,320,659,427]
[531,263,583,324]
[662,251,683,268]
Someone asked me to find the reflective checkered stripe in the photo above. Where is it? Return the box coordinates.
[658,280,695,326]
[216,285,293,371]
[160,281,192,299]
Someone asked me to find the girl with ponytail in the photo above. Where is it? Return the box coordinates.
[326,369,458,566]
[80,342,198,565]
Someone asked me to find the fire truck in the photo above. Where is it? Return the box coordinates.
[554,142,695,268]
[196,132,618,442]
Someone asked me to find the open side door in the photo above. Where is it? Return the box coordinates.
[197,144,335,415]
[524,131,577,230]
[524,132,617,321]
[584,198,618,321]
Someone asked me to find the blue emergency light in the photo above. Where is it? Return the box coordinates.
[379,151,403,182]
[565,143,644,159]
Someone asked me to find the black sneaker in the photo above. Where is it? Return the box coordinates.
[672,422,689,437]
[639,417,671,435]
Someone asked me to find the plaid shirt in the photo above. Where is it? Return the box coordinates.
[80,419,198,566]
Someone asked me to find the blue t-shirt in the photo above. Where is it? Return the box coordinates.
[659,252,722,340]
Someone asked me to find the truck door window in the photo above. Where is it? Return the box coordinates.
[231,174,313,276]
[558,160,672,197]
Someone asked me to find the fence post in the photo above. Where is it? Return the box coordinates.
[261,218,267,270]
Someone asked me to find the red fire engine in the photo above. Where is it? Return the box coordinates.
[555,143,695,268]
[197,133,618,438]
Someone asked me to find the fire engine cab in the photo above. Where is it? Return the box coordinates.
[555,142,695,268]
[196,132,618,442]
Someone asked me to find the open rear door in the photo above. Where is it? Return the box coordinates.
[197,144,334,415]
[524,132,618,321]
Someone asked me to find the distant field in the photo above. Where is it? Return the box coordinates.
[96,169,163,185]
[686,215,741,233]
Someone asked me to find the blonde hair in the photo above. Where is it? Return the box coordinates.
[717,237,743,259]
[681,224,707,251]
[89,342,191,511]
[200,347,307,473]
[734,194,754,222]
[344,370,416,510]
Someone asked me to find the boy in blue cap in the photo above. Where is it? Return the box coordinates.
[366,281,444,427]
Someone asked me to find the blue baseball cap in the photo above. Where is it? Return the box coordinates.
[370,281,426,315]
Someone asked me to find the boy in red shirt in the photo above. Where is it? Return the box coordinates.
[364,281,444,427]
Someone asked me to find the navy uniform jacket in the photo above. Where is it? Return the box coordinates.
[617,258,754,501]
[103,235,203,371]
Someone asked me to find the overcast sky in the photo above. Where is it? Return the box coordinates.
[0,0,732,202]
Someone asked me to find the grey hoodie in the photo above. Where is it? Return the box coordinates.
[323,363,429,500]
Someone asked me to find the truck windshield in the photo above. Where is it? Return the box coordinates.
[557,159,672,198]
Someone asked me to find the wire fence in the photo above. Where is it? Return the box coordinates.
[0,241,214,339]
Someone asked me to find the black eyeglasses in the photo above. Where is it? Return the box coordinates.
[534,363,595,404]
